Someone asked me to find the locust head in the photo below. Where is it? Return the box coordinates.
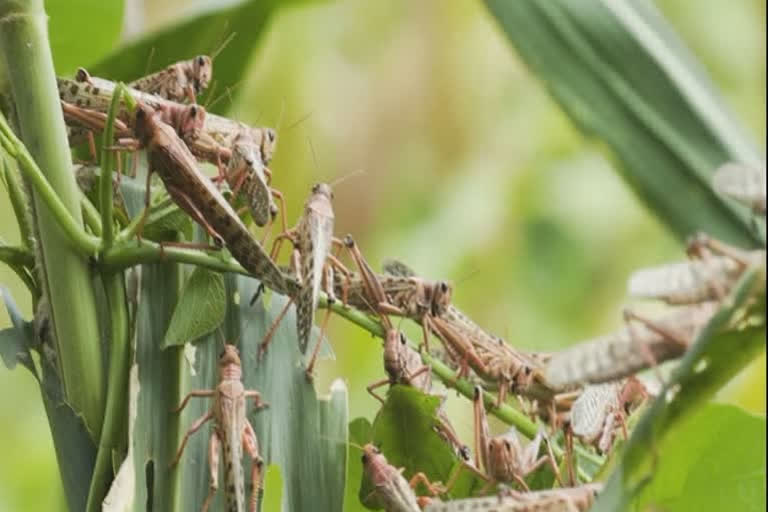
[192,55,213,95]
[260,128,278,165]
[218,344,242,380]
[430,281,452,316]
[311,182,334,201]
[133,103,159,147]
[176,104,206,140]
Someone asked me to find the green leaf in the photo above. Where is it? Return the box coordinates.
[47,0,124,74]
[172,278,348,512]
[592,263,766,511]
[162,267,226,348]
[365,386,485,505]
[484,0,764,248]
[0,287,34,372]
[91,0,283,114]
[636,403,765,512]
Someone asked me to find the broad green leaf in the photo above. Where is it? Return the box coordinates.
[636,403,765,512]
[91,0,284,114]
[484,0,764,248]
[366,386,485,505]
[172,277,348,512]
[47,0,124,74]
[162,267,226,348]
[592,263,766,511]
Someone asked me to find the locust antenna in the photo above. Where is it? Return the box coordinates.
[143,47,156,76]
[211,31,237,61]
[286,111,313,132]
[206,82,243,112]
[329,168,366,189]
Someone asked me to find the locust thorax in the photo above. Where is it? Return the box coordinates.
[191,55,213,94]
[218,344,243,381]
[383,330,407,382]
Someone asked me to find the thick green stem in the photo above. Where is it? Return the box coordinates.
[1,157,34,249]
[0,0,104,441]
[86,272,130,512]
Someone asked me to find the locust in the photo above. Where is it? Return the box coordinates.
[259,183,350,376]
[58,73,275,167]
[169,344,267,512]
[125,59,283,228]
[423,483,603,512]
[424,484,603,512]
[380,260,548,404]
[712,161,766,215]
[628,233,765,305]
[543,301,719,390]
[343,236,469,460]
[222,131,282,229]
[132,102,300,297]
[471,385,561,492]
[360,443,445,512]
[130,55,213,103]
[566,378,647,454]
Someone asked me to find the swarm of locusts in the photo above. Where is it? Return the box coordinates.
[55,54,765,511]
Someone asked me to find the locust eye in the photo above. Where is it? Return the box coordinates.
[361,453,368,464]
[267,129,276,143]
[218,349,225,358]
[197,56,206,66]
[440,282,449,293]
[504,440,511,451]
[189,105,198,116]
[399,333,406,345]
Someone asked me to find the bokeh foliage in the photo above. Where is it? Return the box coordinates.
[0,0,765,511]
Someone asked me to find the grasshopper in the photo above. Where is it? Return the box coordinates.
[380,259,550,405]
[58,73,274,167]
[170,344,267,512]
[471,386,561,493]
[132,102,300,297]
[567,379,647,452]
[360,443,445,512]
[223,131,283,229]
[628,233,765,305]
[544,302,719,390]
[125,60,283,228]
[260,183,350,375]
[130,55,213,103]
[342,236,469,460]
[423,483,603,512]
[712,161,766,215]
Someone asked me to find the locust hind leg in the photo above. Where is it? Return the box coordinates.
[259,247,301,360]
[201,430,221,512]
[243,420,263,512]
[164,184,225,249]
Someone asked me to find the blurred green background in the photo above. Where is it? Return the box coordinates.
[0,0,764,509]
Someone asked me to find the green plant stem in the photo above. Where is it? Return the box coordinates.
[101,241,247,274]
[1,157,34,249]
[99,84,126,248]
[86,272,130,512]
[0,244,36,294]
[81,194,102,236]
[0,0,105,443]
[0,113,101,254]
